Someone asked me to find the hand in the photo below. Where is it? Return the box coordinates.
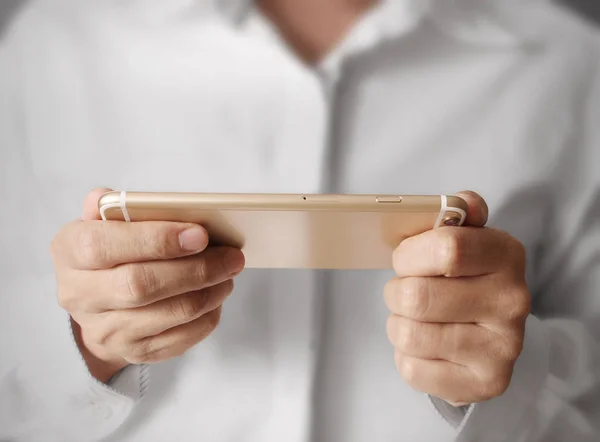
[51,189,245,383]
[384,191,531,406]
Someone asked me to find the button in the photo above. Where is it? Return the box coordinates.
[376,196,403,203]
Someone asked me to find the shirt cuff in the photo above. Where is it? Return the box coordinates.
[17,312,144,441]
[429,315,550,442]
[108,363,150,403]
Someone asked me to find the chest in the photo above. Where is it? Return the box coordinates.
[1,10,580,441]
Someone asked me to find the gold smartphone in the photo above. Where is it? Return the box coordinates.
[98,191,468,270]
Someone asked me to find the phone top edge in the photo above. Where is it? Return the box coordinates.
[98,190,129,221]
[445,195,469,213]
[97,190,122,208]
[101,191,451,213]
[108,191,450,202]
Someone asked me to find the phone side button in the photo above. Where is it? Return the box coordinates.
[376,196,403,203]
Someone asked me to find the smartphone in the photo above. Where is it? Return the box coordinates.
[98,191,467,270]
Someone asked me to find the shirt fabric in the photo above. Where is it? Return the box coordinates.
[0,0,599,441]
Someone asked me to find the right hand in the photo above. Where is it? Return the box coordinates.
[50,189,245,382]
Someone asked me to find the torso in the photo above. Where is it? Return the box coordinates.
[1,2,596,441]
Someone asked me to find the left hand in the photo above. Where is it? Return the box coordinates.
[384,191,531,406]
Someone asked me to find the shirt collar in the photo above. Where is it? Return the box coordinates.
[428,0,549,46]
[217,0,547,46]
[115,0,547,48]
[213,0,548,84]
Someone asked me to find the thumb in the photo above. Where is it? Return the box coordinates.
[82,188,113,221]
[454,190,488,227]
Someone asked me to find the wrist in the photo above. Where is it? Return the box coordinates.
[71,318,129,383]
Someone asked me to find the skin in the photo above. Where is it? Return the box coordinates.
[51,2,530,403]
[51,189,245,382]
[52,189,530,406]
[385,191,530,406]
[257,0,379,63]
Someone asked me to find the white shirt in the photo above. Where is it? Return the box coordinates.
[1,1,599,441]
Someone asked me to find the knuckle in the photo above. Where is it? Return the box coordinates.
[113,333,134,355]
[126,339,155,364]
[193,249,230,285]
[76,228,106,268]
[499,335,524,362]
[57,289,79,312]
[499,286,531,321]
[170,293,209,322]
[478,368,511,400]
[84,325,112,348]
[146,226,175,259]
[122,263,156,305]
[482,377,510,400]
[194,255,213,284]
[397,320,418,354]
[50,223,76,262]
[397,355,419,385]
[510,289,531,320]
[401,278,430,320]
[439,231,465,276]
[205,307,222,332]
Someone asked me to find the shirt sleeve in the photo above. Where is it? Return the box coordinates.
[0,308,145,442]
[0,28,145,441]
[429,39,600,442]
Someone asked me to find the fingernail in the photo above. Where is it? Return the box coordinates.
[179,227,207,251]
[225,249,245,275]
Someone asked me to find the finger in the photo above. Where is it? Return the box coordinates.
[394,350,509,404]
[78,247,244,310]
[455,191,488,227]
[393,227,524,278]
[116,280,234,338]
[83,188,113,221]
[383,275,530,323]
[123,306,222,364]
[386,316,514,365]
[384,276,483,323]
[59,220,211,270]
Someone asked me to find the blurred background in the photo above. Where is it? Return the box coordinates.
[0,1,600,25]
[566,0,600,22]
